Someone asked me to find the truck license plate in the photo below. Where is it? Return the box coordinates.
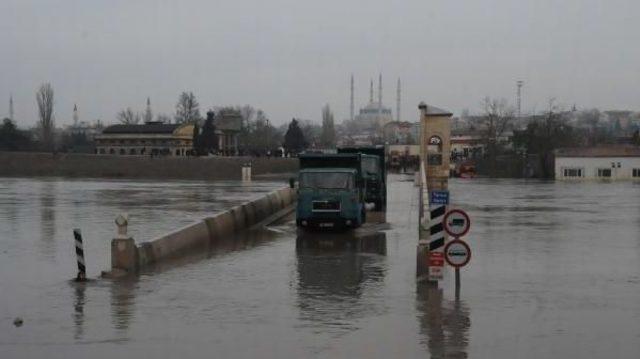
[319,223,334,228]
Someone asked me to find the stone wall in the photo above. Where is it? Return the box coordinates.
[0,152,298,180]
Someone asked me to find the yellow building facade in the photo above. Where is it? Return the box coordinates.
[95,122,195,156]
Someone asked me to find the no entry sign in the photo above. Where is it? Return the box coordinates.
[443,209,470,237]
[444,239,471,268]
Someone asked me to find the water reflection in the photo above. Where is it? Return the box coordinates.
[110,278,137,334]
[294,232,387,334]
[72,281,87,340]
[416,283,470,359]
[39,181,57,257]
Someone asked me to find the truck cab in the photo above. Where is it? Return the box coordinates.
[296,154,366,230]
[338,146,387,210]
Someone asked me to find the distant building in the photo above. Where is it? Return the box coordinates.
[215,109,242,156]
[383,121,419,144]
[351,75,394,135]
[95,121,194,156]
[355,101,393,131]
[450,129,484,160]
[555,146,640,180]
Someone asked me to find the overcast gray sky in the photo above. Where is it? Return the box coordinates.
[2,0,639,127]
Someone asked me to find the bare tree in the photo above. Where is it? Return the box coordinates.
[320,104,336,147]
[480,97,514,143]
[175,92,201,124]
[117,107,141,124]
[156,113,172,123]
[238,105,256,127]
[479,97,515,175]
[36,83,55,151]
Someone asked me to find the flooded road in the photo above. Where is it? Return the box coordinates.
[1,176,640,358]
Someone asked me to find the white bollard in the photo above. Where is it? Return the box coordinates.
[242,163,252,182]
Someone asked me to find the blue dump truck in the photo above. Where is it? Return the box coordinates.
[337,146,386,210]
[296,153,366,230]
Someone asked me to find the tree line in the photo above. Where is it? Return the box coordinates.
[464,97,640,178]
[1,84,338,156]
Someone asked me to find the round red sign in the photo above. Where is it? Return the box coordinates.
[444,239,471,268]
[443,209,471,237]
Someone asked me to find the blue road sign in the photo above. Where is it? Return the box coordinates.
[430,190,449,205]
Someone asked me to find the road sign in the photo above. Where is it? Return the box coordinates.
[444,239,471,268]
[430,190,449,205]
[428,252,444,266]
[428,251,444,280]
[443,209,470,237]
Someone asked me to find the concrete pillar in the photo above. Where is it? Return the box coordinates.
[111,214,138,273]
[417,103,452,283]
[242,164,252,182]
[234,135,239,156]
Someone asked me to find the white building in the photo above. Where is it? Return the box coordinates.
[555,146,640,180]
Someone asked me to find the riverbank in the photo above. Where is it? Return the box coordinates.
[0,152,298,180]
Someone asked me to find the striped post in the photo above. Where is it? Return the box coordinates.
[73,229,86,281]
[428,203,447,281]
[428,205,446,251]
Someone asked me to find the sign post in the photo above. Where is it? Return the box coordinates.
[443,209,472,299]
[443,209,470,237]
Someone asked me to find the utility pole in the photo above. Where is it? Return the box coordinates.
[350,74,354,122]
[9,95,14,122]
[516,80,524,118]
[396,78,401,122]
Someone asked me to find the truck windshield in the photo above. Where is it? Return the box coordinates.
[300,172,353,189]
[362,157,379,175]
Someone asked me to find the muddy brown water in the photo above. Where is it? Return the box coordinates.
[1,175,640,358]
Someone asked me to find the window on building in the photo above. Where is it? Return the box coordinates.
[109,149,115,155]
[129,148,136,155]
[563,168,583,177]
[175,149,180,156]
[633,169,640,177]
[427,154,442,166]
[119,148,126,155]
[99,148,106,154]
[597,168,612,177]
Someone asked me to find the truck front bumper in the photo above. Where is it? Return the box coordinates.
[296,217,356,230]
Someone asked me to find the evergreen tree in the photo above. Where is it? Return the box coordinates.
[284,118,307,155]
[199,111,218,154]
[192,123,202,155]
[0,118,32,151]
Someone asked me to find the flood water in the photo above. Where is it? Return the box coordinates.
[1,175,640,358]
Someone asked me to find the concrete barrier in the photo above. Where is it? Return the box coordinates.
[111,187,297,273]
[0,152,298,180]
